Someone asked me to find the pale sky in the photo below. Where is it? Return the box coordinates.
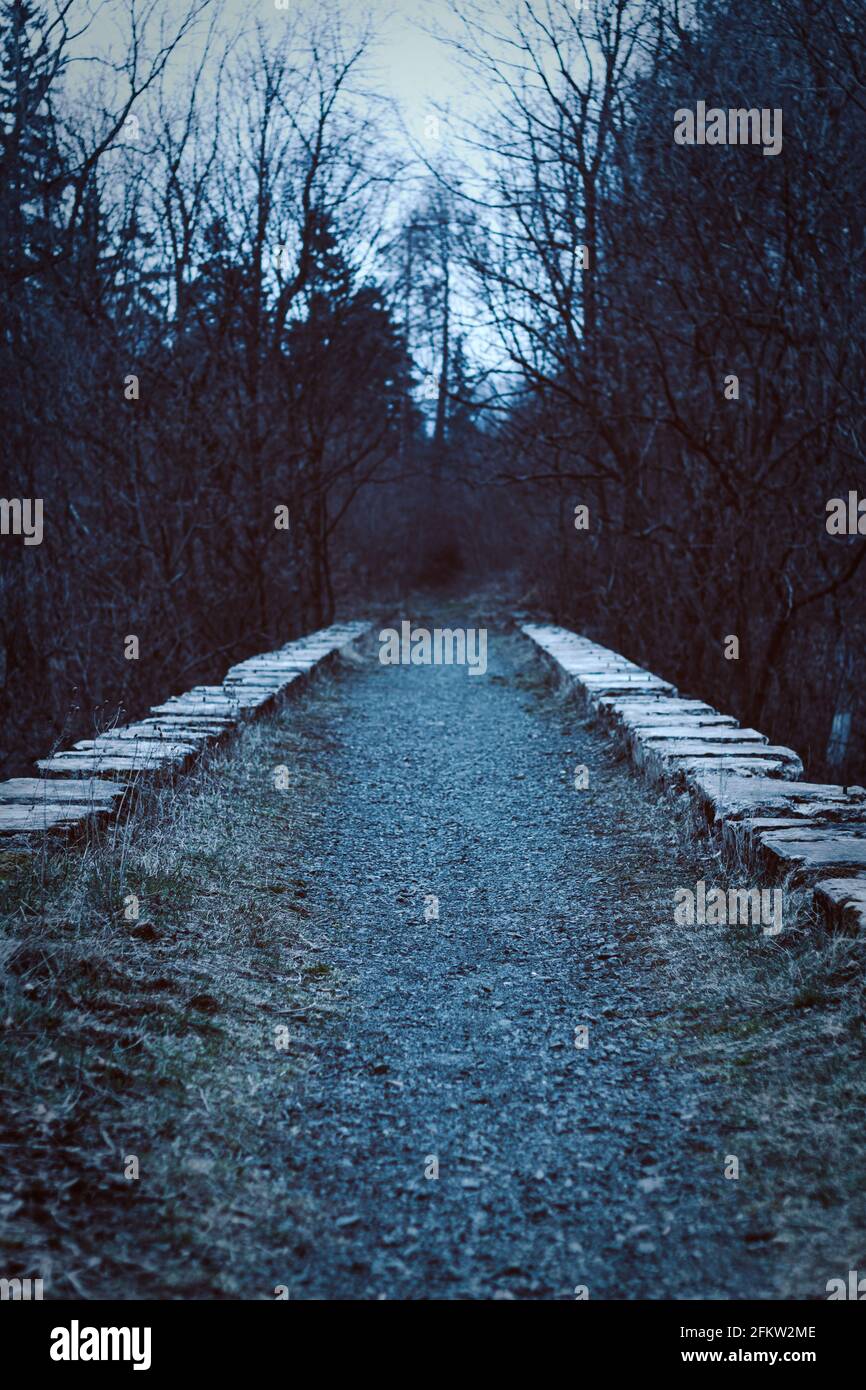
[58,0,556,390]
[66,0,502,157]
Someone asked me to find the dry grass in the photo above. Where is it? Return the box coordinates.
[643,783,866,1297]
[0,676,346,1299]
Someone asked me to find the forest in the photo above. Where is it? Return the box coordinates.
[2,0,864,785]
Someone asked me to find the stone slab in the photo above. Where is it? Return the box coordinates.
[721,817,826,868]
[560,664,647,680]
[0,802,113,835]
[150,701,241,718]
[622,711,736,729]
[635,725,766,747]
[0,777,125,805]
[641,743,804,789]
[688,773,866,825]
[758,825,866,882]
[597,696,721,726]
[36,752,185,778]
[78,738,197,759]
[659,755,804,784]
[579,674,677,696]
[113,721,225,743]
[813,878,866,933]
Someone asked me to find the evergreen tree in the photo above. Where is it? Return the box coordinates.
[0,0,65,289]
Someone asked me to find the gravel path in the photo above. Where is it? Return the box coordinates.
[272,616,778,1300]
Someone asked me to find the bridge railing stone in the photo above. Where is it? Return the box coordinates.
[522,621,866,934]
[0,621,369,841]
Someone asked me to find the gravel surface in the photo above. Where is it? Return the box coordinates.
[6,610,812,1301]
[272,617,778,1299]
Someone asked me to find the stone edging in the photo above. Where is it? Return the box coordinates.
[522,622,866,934]
[0,621,370,840]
